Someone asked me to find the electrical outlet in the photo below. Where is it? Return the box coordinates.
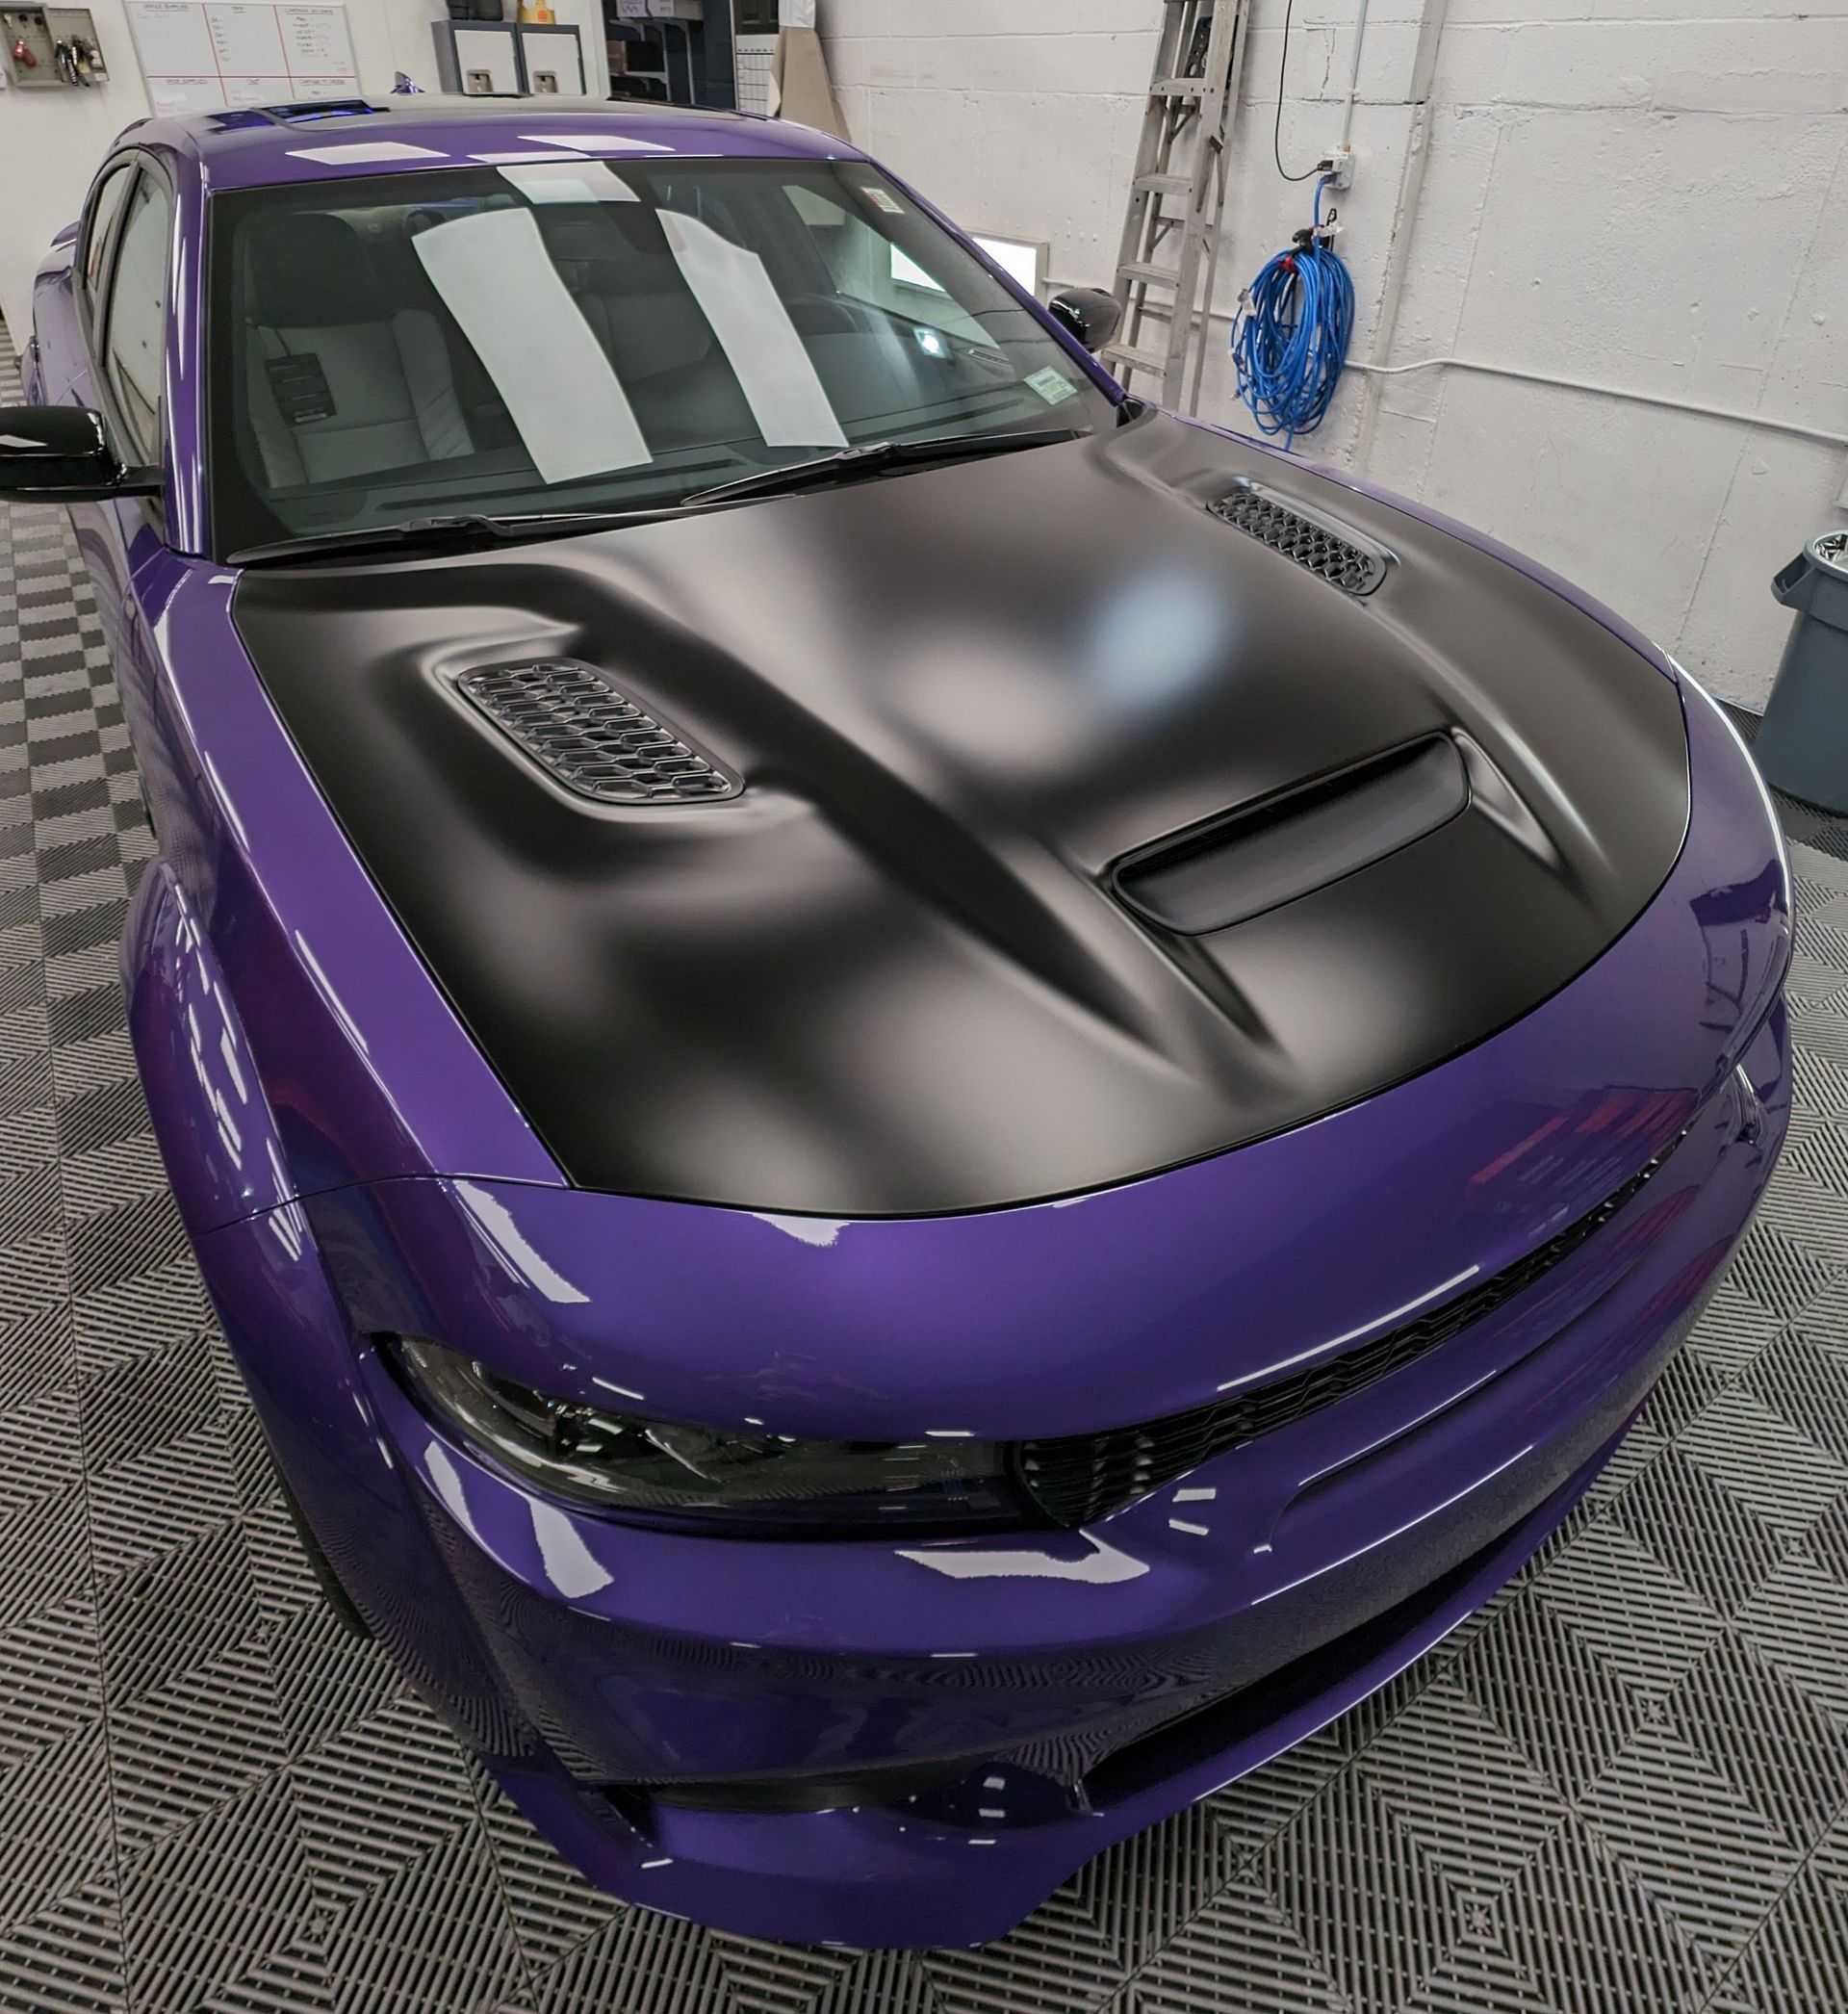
[1320,144,1356,192]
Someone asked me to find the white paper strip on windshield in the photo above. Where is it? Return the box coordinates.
[523,132,673,153]
[660,211,847,451]
[500,160,638,203]
[412,208,651,485]
[288,142,449,166]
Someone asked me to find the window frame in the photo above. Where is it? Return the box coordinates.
[77,150,175,529]
[77,162,135,317]
[97,170,175,471]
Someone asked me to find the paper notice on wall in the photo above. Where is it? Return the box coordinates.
[125,1,358,119]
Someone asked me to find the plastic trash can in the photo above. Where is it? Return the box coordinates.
[1756,529,1848,813]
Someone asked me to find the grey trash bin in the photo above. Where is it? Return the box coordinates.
[1756,528,1848,813]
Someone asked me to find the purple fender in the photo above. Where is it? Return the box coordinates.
[121,860,294,1233]
[115,553,563,1202]
[122,861,529,1747]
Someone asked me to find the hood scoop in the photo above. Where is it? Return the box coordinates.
[456,659,739,806]
[1114,735,1469,935]
[1208,478,1391,595]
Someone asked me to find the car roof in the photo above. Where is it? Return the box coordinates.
[117,96,863,193]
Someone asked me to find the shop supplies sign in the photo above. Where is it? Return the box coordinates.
[125,2,359,117]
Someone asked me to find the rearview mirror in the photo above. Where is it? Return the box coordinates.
[0,406,161,503]
[1046,287,1123,354]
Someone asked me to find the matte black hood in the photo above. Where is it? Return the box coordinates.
[233,411,1689,1214]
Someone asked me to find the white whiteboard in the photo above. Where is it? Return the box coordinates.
[125,2,359,118]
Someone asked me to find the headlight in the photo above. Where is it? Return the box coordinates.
[391,1336,1025,1535]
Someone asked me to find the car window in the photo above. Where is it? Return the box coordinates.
[203,158,1109,558]
[82,164,134,296]
[100,173,172,465]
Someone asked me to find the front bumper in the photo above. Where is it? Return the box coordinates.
[201,995,1786,1949]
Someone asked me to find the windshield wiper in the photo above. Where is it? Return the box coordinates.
[681,426,1085,509]
[229,428,1087,563]
[227,507,669,568]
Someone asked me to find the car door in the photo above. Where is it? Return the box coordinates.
[65,160,182,837]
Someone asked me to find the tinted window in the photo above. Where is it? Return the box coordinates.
[101,175,171,463]
[204,158,1107,557]
[82,164,133,295]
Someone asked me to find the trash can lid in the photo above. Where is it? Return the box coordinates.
[1813,529,1848,579]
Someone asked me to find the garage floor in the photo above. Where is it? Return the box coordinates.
[7,454,1848,2010]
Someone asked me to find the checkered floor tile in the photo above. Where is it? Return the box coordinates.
[5,358,1848,2013]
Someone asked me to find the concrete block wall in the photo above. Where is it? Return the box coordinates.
[824,0,1848,706]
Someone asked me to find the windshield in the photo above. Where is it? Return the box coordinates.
[204,156,1109,557]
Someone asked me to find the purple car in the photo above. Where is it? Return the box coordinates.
[5,96,1790,1949]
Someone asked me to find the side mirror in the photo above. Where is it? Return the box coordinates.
[0,406,161,503]
[1046,286,1123,354]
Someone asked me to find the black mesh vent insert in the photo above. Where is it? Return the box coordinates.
[457,661,739,805]
[1208,482,1391,595]
[1015,1125,1690,1527]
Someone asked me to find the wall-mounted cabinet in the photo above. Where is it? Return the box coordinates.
[519,21,585,95]
[433,17,586,97]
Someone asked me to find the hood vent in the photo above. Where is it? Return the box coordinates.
[1114,735,1469,936]
[1209,480,1391,596]
[456,660,739,806]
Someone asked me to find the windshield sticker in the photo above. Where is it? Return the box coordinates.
[499,160,638,204]
[859,186,905,215]
[1026,366,1080,406]
[413,207,651,482]
[659,211,849,451]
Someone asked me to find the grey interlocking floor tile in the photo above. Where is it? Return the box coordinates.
[1719,1810,1848,2012]
[120,1774,320,2013]
[5,328,1848,2010]
[1450,1589,1647,1805]
[0,1872,128,2014]
[470,1770,622,1975]
[1578,1719,1800,1971]
[1353,1678,1571,1897]
[110,1636,294,1859]
[1493,1811,1726,2012]
[1663,1630,1848,1857]
[290,1693,486,1914]
[318,1828,526,2014]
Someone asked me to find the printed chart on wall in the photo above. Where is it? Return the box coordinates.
[124,2,358,117]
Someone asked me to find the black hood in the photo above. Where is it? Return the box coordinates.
[232,411,1689,1214]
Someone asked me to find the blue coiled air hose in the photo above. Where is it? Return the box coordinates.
[1231,176,1354,448]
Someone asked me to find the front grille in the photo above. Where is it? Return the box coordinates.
[1016,1126,1689,1526]
[456,660,739,805]
[1208,481,1390,595]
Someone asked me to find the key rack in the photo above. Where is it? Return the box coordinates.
[2,4,108,88]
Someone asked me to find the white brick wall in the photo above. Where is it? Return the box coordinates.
[823,0,1848,706]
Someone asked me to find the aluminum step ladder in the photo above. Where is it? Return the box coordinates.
[1103,0,1251,412]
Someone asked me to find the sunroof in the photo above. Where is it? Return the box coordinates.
[274,99,383,122]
